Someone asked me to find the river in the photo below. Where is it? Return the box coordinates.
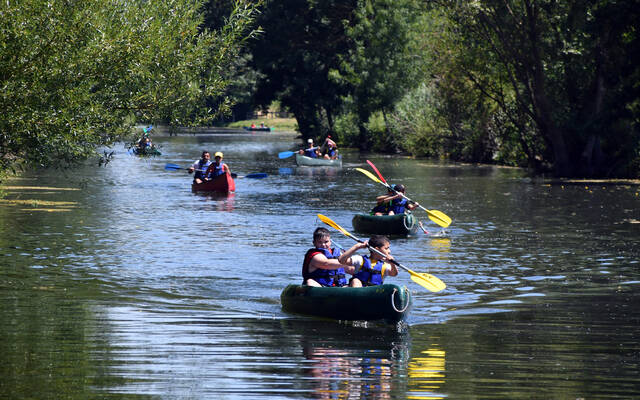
[1,130,639,399]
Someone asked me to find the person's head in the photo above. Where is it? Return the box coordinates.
[369,235,390,258]
[201,151,211,160]
[392,184,405,193]
[214,151,223,162]
[313,227,332,249]
[307,138,313,146]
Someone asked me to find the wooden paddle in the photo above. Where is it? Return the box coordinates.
[356,167,452,228]
[163,164,267,179]
[317,214,446,292]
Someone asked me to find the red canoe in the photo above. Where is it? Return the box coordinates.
[191,172,236,193]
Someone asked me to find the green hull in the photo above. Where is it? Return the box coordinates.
[133,146,161,156]
[352,213,418,236]
[280,283,411,323]
[295,153,342,167]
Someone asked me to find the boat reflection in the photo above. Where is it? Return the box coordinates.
[406,346,446,399]
[297,327,409,400]
[303,344,405,399]
[277,166,339,178]
[192,191,235,212]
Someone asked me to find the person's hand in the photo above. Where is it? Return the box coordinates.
[188,167,194,174]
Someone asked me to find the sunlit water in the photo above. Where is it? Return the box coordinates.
[1,130,639,399]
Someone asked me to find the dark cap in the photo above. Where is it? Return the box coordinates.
[393,184,405,193]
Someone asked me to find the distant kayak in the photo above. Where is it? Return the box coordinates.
[132,146,161,156]
[352,213,418,236]
[295,153,342,167]
[191,172,235,193]
[243,126,272,132]
[280,283,411,323]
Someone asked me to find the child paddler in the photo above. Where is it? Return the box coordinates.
[302,227,356,287]
[338,235,398,287]
[371,184,418,215]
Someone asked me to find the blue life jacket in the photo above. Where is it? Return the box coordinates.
[304,147,318,158]
[353,255,385,286]
[389,198,409,214]
[327,148,337,158]
[302,247,346,287]
[208,162,226,178]
[371,202,390,215]
[194,159,212,181]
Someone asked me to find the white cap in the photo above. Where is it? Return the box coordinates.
[307,138,313,143]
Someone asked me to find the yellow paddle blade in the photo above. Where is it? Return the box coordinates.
[409,271,446,293]
[355,168,383,185]
[426,209,452,228]
[317,214,350,236]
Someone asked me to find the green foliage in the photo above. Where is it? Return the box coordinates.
[250,0,356,140]
[389,83,448,158]
[0,0,260,173]
[336,0,421,148]
[442,0,640,177]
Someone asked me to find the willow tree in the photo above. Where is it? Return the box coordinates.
[0,0,260,176]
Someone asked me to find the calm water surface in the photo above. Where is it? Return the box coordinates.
[1,131,639,399]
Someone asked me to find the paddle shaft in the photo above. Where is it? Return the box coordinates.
[317,213,446,292]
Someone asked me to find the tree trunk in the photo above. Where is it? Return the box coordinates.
[525,0,572,177]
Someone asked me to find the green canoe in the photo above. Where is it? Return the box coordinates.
[132,146,161,156]
[352,212,418,236]
[280,283,411,323]
[295,153,342,167]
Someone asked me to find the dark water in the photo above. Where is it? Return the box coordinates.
[1,131,639,399]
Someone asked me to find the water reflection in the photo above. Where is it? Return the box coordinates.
[278,319,410,400]
[407,346,446,399]
[191,191,236,212]
[301,340,408,399]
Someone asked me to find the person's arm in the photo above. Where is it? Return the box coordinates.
[188,160,198,173]
[337,242,367,264]
[223,163,230,174]
[376,194,395,205]
[308,253,347,271]
[384,260,399,277]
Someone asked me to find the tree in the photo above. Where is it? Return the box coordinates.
[337,0,420,150]
[444,0,640,177]
[0,0,260,176]
[250,0,356,140]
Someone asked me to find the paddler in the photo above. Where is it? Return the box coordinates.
[188,151,212,184]
[302,227,356,287]
[204,151,231,180]
[338,235,398,287]
[371,184,418,215]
